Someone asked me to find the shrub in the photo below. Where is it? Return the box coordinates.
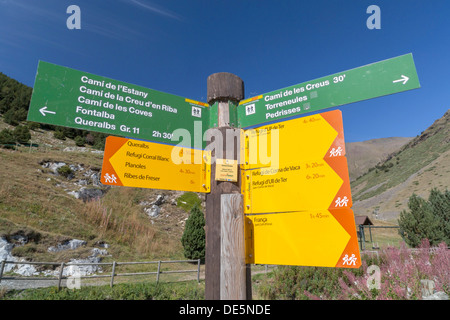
[13,125,31,144]
[338,240,449,300]
[399,189,450,247]
[177,192,202,212]
[259,264,363,300]
[258,240,449,300]
[181,204,205,261]
[74,135,85,147]
[0,128,15,147]
[57,165,73,178]
[3,108,27,126]
[26,121,40,131]
[53,130,66,140]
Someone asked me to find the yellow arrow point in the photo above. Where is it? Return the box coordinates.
[244,157,344,214]
[249,210,351,267]
[244,112,339,169]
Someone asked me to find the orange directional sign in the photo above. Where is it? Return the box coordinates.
[242,109,345,170]
[244,208,361,268]
[101,136,211,193]
[242,156,352,214]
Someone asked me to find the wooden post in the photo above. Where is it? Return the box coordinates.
[197,259,201,283]
[205,72,250,300]
[220,194,246,300]
[57,262,65,291]
[110,261,117,288]
[0,260,6,284]
[156,260,161,283]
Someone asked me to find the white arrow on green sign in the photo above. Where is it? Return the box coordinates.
[27,61,210,148]
[238,53,420,128]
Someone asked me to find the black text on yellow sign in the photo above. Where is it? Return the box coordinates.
[101,136,211,193]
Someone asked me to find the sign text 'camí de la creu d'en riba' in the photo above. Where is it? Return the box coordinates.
[27,61,209,149]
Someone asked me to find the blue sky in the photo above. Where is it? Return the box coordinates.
[0,0,449,142]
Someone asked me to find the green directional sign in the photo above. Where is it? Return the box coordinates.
[28,61,210,148]
[238,53,420,128]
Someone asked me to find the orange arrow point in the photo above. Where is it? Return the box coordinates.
[331,208,361,268]
[321,110,346,159]
[324,156,353,210]
[101,136,127,186]
[245,209,359,268]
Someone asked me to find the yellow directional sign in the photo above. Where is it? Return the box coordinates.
[101,136,211,193]
[243,156,352,214]
[245,208,361,268]
[242,110,345,170]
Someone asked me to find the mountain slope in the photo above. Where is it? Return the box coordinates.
[350,109,450,222]
[346,137,412,181]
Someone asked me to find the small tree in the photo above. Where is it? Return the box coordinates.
[74,135,85,147]
[0,128,15,148]
[399,189,450,247]
[181,204,205,261]
[13,125,31,144]
[53,129,66,140]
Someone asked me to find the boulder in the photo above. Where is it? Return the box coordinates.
[0,237,17,272]
[144,205,161,218]
[48,239,87,253]
[78,187,104,202]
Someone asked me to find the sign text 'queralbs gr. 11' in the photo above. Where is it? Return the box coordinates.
[238,53,420,128]
[242,109,345,170]
[244,209,361,268]
[27,61,209,148]
[101,136,211,193]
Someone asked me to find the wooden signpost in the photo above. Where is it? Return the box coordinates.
[27,54,421,300]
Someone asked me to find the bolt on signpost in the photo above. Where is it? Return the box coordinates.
[27,53,420,300]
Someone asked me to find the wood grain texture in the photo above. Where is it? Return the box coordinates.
[207,72,244,104]
[220,194,246,300]
[205,127,241,300]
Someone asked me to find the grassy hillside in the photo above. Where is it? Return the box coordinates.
[0,138,197,264]
[346,137,412,181]
[351,109,450,221]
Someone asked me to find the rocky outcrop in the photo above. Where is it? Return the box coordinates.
[0,236,109,277]
[47,239,87,252]
[40,160,108,201]
[141,194,166,218]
